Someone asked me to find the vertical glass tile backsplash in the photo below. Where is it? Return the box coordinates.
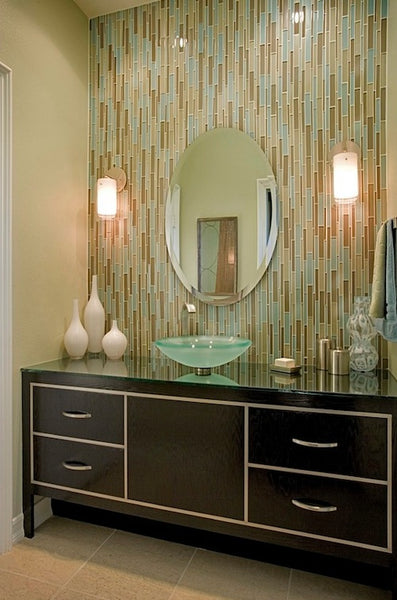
[88,0,388,368]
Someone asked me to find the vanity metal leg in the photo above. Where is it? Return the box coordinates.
[23,494,35,538]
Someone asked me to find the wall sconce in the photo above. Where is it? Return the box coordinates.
[171,35,188,51]
[291,3,305,34]
[96,167,127,218]
[330,141,360,204]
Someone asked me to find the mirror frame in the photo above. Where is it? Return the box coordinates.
[165,128,279,305]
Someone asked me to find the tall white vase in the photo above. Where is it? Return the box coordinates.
[102,320,128,360]
[64,299,89,359]
[84,274,105,353]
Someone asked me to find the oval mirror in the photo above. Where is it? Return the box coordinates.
[166,128,279,305]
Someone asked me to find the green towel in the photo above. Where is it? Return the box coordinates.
[369,221,387,318]
[373,219,397,341]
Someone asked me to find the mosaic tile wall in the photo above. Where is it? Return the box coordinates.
[88,0,388,367]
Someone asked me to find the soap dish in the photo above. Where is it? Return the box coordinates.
[270,364,302,375]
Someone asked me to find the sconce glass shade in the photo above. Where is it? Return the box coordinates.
[97,177,117,218]
[331,141,360,204]
[171,35,188,50]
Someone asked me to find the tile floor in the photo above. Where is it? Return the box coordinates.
[0,516,391,600]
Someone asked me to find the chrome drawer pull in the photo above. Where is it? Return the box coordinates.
[292,498,337,513]
[292,438,338,449]
[62,410,92,419]
[62,461,92,471]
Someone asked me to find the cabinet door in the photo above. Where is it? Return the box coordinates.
[128,397,244,520]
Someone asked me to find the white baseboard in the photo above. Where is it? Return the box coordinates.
[12,513,24,545]
[12,498,53,544]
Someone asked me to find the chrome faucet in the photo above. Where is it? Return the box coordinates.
[181,302,196,336]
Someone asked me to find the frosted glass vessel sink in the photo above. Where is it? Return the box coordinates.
[155,335,251,373]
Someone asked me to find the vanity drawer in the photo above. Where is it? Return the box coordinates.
[248,468,388,548]
[33,436,124,498]
[249,408,388,480]
[32,385,124,444]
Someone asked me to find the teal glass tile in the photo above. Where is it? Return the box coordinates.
[260,12,267,44]
[282,124,288,155]
[305,33,312,62]
[381,155,387,188]
[306,191,313,221]
[282,30,288,62]
[304,92,311,125]
[354,121,361,143]
[341,82,348,115]
[284,315,290,344]
[342,15,349,50]
[318,0,325,33]
[367,48,375,84]
[270,0,278,23]
[375,98,381,133]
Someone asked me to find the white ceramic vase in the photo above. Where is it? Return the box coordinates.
[64,299,89,359]
[84,274,105,353]
[102,320,127,360]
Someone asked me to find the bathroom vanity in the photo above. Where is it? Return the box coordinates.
[22,357,397,595]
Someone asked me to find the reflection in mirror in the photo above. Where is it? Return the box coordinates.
[197,217,237,295]
[166,128,278,305]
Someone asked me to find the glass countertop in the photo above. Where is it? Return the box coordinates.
[22,354,397,398]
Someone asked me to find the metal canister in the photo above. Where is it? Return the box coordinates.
[328,349,350,375]
[316,338,334,370]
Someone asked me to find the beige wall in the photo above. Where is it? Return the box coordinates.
[388,2,397,377]
[0,0,88,518]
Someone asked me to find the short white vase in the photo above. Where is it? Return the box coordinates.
[64,299,89,359]
[102,320,127,360]
[84,274,105,353]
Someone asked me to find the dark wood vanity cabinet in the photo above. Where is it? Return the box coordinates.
[22,367,397,596]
